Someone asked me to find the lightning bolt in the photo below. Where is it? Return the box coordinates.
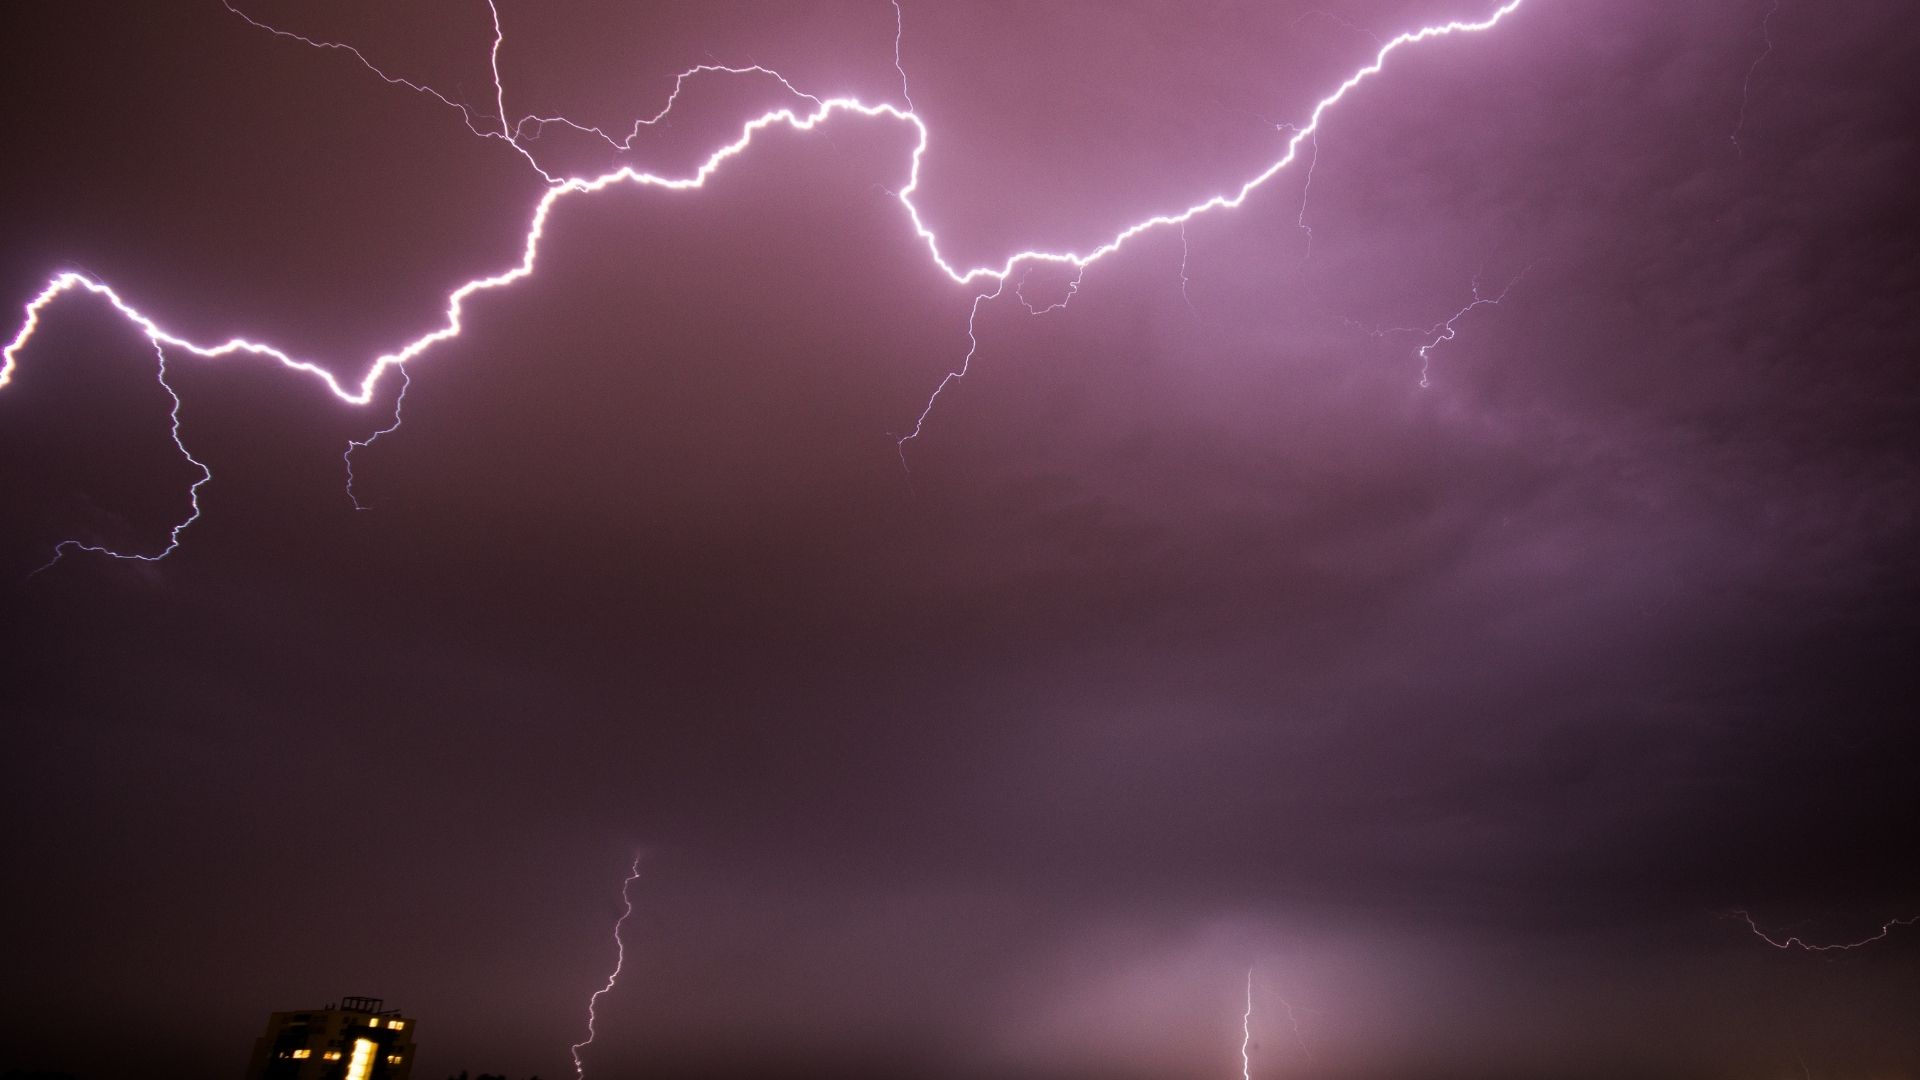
[1414,270,1528,388]
[1388,267,1530,388]
[4,0,1536,565]
[891,0,916,112]
[1729,0,1781,156]
[1277,996,1314,1064]
[344,367,411,511]
[30,341,209,575]
[1338,265,1529,386]
[1294,129,1320,264]
[571,854,644,1080]
[1731,909,1920,953]
[1240,967,1255,1080]
[1179,221,1200,315]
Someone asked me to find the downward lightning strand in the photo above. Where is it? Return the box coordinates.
[345,366,411,511]
[30,341,210,575]
[1729,0,1781,155]
[1241,967,1255,1080]
[4,0,1533,561]
[896,278,1009,474]
[1277,996,1314,1063]
[1413,267,1530,388]
[1295,130,1320,264]
[892,0,916,112]
[1179,221,1200,315]
[1732,910,1920,953]
[572,855,644,1080]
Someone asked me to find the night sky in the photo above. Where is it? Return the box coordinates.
[4,2,1919,1078]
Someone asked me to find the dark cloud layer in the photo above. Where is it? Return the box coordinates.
[3,2,1918,1078]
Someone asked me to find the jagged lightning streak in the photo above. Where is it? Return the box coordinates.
[29,340,210,575]
[1178,222,1200,315]
[895,276,1009,472]
[1411,268,1530,388]
[571,855,644,1080]
[1337,266,1529,387]
[1294,129,1320,264]
[1277,996,1314,1063]
[1729,0,1780,155]
[1240,967,1255,1080]
[344,367,410,511]
[1731,910,1920,953]
[219,0,504,140]
[892,0,916,112]
[4,0,1535,561]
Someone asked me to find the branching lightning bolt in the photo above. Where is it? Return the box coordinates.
[571,854,644,1080]
[1731,910,1920,953]
[345,367,410,511]
[1411,268,1530,388]
[3,0,1534,565]
[30,341,210,575]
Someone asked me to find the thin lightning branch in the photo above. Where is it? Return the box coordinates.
[1014,264,1086,316]
[1412,267,1530,388]
[30,342,210,574]
[895,278,1008,473]
[5,0,1535,557]
[345,367,411,511]
[1290,8,1385,47]
[1731,910,1920,953]
[488,0,511,141]
[1179,221,1199,315]
[1295,130,1319,264]
[1277,997,1313,1063]
[219,1,505,140]
[571,855,644,1080]
[1240,967,1255,1080]
[225,1,822,181]
[892,0,916,112]
[1729,0,1780,156]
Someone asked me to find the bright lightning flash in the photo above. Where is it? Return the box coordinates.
[2,0,1534,566]
[571,855,644,1080]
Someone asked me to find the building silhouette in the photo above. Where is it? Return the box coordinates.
[243,996,416,1080]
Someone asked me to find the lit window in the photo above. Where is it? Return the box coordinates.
[290,1049,312,1059]
[386,1055,404,1065]
[389,1020,405,1030]
[324,1050,343,1061]
[346,1038,376,1080]
[369,1016,381,1027]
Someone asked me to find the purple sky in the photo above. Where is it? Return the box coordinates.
[3,1,1918,1078]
